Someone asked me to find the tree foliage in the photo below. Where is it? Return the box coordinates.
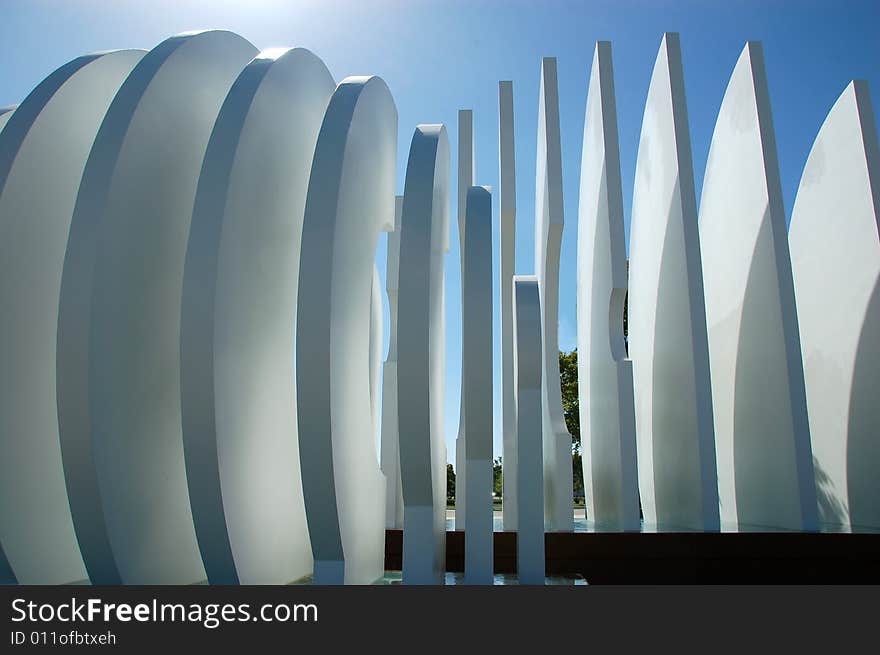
[448,348,594,503]
[559,349,580,453]
[447,463,455,502]
[559,349,584,498]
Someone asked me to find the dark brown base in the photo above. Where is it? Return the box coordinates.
[384,529,880,583]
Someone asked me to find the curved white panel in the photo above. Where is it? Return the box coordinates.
[0,271,13,584]
[381,197,404,529]
[0,50,144,585]
[58,30,258,584]
[181,47,334,584]
[296,76,396,585]
[0,105,15,128]
[535,57,573,531]
[370,264,383,453]
[462,185,493,584]
[499,81,518,531]
[699,42,818,531]
[455,108,475,531]
[629,33,719,531]
[454,415,467,529]
[577,41,640,531]
[397,124,450,584]
[513,275,544,583]
[790,81,880,531]
[0,104,14,439]
[0,543,14,585]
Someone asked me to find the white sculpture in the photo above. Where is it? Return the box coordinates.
[463,185,494,584]
[699,42,818,531]
[370,264,383,451]
[629,33,720,531]
[577,42,640,531]
[513,276,545,583]
[455,108,475,531]
[0,50,144,584]
[0,105,15,126]
[296,75,396,584]
[0,95,39,586]
[5,25,879,587]
[499,80,519,531]
[535,57,573,531]
[397,125,450,584]
[790,80,880,531]
[0,544,12,584]
[57,30,258,585]
[381,197,405,530]
[180,47,334,584]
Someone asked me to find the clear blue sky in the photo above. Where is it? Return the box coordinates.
[1,0,877,466]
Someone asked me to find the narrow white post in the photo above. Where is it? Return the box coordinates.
[455,108,475,530]
[499,81,518,531]
[463,185,494,585]
[535,57,573,531]
[513,276,544,583]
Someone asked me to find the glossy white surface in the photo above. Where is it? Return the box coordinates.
[398,125,450,584]
[535,57,573,531]
[462,186,494,584]
[699,42,818,531]
[790,81,880,530]
[58,31,258,585]
[577,42,640,531]
[180,48,334,584]
[296,76,396,584]
[0,49,144,584]
[629,34,719,531]
[513,276,544,583]
[499,81,519,531]
[455,108,475,531]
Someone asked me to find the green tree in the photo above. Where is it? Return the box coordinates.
[447,463,455,503]
[559,345,642,518]
[558,349,584,500]
[493,457,503,496]
[559,350,580,452]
